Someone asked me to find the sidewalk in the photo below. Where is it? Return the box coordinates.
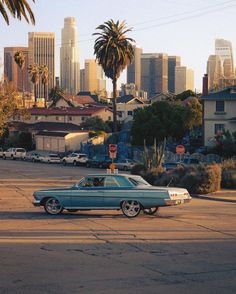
[191,189,236,203]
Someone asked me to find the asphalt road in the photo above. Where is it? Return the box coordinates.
[0,160,236,294]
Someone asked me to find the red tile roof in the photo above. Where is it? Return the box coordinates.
[28,106,111,116]
[63,94,96,105]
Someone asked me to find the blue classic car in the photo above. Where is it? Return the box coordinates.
[33,174,191,218]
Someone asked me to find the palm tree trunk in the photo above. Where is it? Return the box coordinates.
[21,68,25,108]
[112,78,117,132]
[34,84,37,106]
[44,83,47,108]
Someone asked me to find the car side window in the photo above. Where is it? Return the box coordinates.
[82,177,105,187]
[105,177,120,187]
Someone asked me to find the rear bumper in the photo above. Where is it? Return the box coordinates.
[33,200,41,207]
[164,198,191,206]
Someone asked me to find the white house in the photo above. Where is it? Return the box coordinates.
[201,87,236,146]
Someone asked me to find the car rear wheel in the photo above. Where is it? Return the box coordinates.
[121,200,141,218]
[73,161,77,166]
[44,197,63,215]
[63,160,66,166]
[143,207,159,215]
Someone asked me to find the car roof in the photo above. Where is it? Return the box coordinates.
[86,174,139,178]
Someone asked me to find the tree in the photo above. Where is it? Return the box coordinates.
[131,101,202,146]
[0,0,35,25]
[28,63,39,106]
[39,65,49,108]
[80,116,111,133]
[175,90,198,101]
[0,77,18,136]
[14,50,25,107]
[93,19,134,132]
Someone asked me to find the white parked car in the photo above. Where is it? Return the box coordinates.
[3,148,26,160]
[115,159,135,171]
[23,151,42,162]
[40,154,61,164]
[61,153,88,166]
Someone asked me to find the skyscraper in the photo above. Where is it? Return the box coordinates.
[175,66,194,94]
[127,46,142,90]
[215,38,234,78]
[168,56,181,93]
[82,59,106,92]
[207,55,223,91]
[141,53,168,97]
[60,17,80,94]
[4,47,31,93]
[28,32,55,98]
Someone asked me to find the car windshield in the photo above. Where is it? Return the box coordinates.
[128,176,150,186]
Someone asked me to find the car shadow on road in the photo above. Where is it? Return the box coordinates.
[0,210,175,220]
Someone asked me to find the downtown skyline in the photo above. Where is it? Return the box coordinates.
[1,0,236,92]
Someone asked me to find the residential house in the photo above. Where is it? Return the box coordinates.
[150,92,175,103]
[201,87,236,146]
[14,106,113,126]
[116,95,146,122]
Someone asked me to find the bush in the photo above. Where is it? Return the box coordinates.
[144,164,221,194]
[221,160,236,188]
[131,164,146,176]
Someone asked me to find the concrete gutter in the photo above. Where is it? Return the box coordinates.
[191,190,236,203]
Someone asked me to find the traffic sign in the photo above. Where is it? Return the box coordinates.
[109,144,117,159]
[176,144,185,154]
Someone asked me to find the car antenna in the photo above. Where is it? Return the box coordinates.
[167,177,173,187]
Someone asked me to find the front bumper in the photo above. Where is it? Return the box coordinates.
[164,198,191,206]
[33,200,41,207]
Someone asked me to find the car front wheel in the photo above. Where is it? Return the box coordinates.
[143,207,159,215]
[121,200,141,218]
[73,161,77,166]
[44,197,63,215]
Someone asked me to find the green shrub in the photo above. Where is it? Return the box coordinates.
[131,164,146,176]
[144,164,221,194]
[221,160,236,188]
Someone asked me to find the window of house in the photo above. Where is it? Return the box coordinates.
[81,116,85,121]
[56,116,59,121]
[215,101,225,113]
[108,116,111,121]
[215,124,225,135]
[35,116,38,121]
[127,110,133,116]
[68,116,72,121]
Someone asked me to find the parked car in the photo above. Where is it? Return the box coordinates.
[33,173,191,217]
[0,147,3,158]
[61,153,88,166]
[115,159,135,171]
[163,162,184,171]
[3,148,26,160]
[23,151,42,162]
[182,158,200,165]
[86,155,112,168]
[40,154,61,164]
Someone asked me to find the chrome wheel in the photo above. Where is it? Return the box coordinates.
[44,197,63,215]
[122,200,141,218]
[73,161,77,166]
[143,207,159,215]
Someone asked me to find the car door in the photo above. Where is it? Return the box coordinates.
[103,176,123,208]
[70,177,105,208]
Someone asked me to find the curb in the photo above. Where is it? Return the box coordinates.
[191,194,236,203]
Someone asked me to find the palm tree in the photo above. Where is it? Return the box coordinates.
[93,20,135,132]
[28,63,39,106]
[14,50,25,107]
[0,0,35,25]
[39,65,49,108]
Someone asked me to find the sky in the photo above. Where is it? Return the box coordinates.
[1,0,236,92]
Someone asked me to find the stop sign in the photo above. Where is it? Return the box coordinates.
[109,144,117,153]
[176,145,185,154]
